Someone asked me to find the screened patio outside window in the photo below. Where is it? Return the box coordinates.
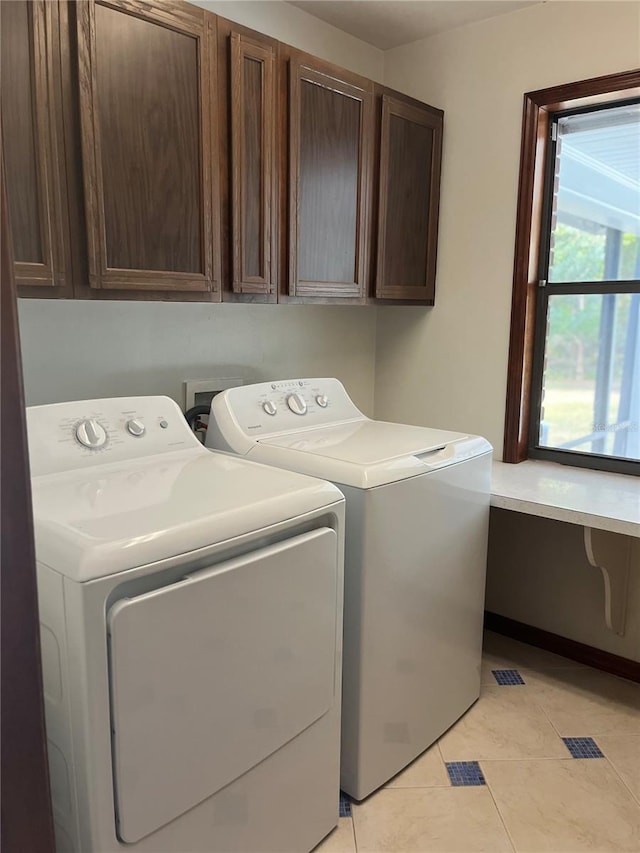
[530,101,640,473]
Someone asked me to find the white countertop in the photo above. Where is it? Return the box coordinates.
[491,460,640,537]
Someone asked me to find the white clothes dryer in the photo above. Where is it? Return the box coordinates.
[207,378,493,800]
[27,396,345,853]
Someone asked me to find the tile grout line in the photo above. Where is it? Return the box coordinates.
[347,813,358,853]
[350,800,361,853]
[477,756,575,764]
[381,783,454,791]
[515,675,571,745]
[384,783,464,788]
[528,681,640,745]
[446,678,571,765]
[600,752,640,809]
[479,760,518,853]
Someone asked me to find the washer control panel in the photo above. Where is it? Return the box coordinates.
[208,378,366,447]
[27,396,203,477]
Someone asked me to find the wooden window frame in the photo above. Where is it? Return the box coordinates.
[503,68,640,468]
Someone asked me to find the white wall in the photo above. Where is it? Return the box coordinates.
[375,1,640,449]
[18,301,377,412]
[194,0,384,80]
[18,1,383,413]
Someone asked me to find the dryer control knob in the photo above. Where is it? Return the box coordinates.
[76,418,107,449]
[126,418,146,437]
[316,394,328,408]
[287,392,307,415]
[262,400,277,416]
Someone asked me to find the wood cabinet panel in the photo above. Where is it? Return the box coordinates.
[383,114,432,286]
[95,4,200,273]
[298,80,359,283]
[1,0,70,291]
[375,95,443,303]
[3,2,443,306]
[289,57,373,299]
[230,33,275,294]
[2,1,42,264]
[77,0,219,293]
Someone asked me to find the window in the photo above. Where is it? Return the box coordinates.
[504,71,640,475]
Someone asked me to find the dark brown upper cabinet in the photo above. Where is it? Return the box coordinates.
[76,0,220,294]
[1,0,72,295]
[375,94,443,303]
[288,55,373,300]
[229,32,276,295]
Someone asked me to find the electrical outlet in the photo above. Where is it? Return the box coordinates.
[183,378,243,412]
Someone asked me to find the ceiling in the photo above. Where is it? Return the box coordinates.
[288,1,540,50]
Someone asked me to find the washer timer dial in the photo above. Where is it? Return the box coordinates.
[75,419,107,449]
[287,393,307,415]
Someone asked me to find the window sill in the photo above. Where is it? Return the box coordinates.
[491,459,640,538]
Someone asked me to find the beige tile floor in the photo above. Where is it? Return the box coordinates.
[315,631,640,853]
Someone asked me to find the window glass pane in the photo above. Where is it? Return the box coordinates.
[538,293,640,461]
[549,102,640,283]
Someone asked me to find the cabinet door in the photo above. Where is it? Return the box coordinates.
[230,33,275,294]
[375,95,443,303]
[77,0,219,293]
[289,58,373,299]
[1,0,70,291]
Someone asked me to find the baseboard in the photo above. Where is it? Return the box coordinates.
[484,611,640,684]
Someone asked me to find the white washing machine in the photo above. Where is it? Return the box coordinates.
[27,395,345,853]
[207,378,493,800]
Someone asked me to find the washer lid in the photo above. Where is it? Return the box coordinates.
[31,450,343,582]
[255,420,493,489]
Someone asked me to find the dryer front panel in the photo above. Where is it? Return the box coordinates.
[107,527,338,843]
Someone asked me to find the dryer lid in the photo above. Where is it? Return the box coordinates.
[31,450,342,582]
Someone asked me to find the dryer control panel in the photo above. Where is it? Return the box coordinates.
[207,379,367,455]
[27,396,203,477]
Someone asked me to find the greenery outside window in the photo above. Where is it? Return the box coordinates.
[530,102,640,472]
[503,70,640,476]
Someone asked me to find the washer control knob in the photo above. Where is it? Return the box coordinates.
[76,418,107,449]
[316,394,328,408]
[287,392,307,415]
[262,400,277,416]
[126,418,146,437]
